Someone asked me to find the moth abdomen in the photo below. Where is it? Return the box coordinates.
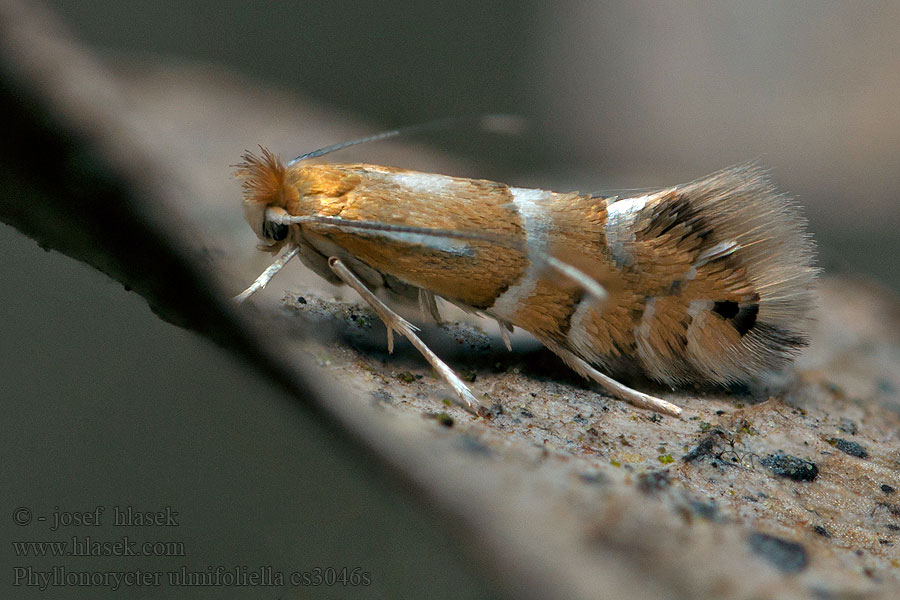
[563,164,817,386]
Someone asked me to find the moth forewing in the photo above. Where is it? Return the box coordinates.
[235,146,816,418]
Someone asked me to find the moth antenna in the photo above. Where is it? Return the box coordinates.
[590,187,651,199]
[287,113,526,166]
[278,215,608,302]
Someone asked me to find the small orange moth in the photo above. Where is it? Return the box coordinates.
[234,117,817,417]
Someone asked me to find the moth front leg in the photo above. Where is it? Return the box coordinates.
[234,245,300,303]
[328,258,481,413]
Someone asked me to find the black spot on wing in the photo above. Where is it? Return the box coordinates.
[712,300,739,319]
[648,195,713,241]
[732,303,759,336]
[712,300,759,337]
[667,279,684,295]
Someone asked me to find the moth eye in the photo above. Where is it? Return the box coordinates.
[262,220,289,241]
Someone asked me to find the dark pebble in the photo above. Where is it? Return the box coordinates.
[760,453,819,481]
[578,471,608,486]
[837,418,858,435]
[829,438,868,458]
[371,388,393,403]
[689,499,718,521]
[457,435,491,456]
[434,412,454,427]
[637,470,671,494]
[747,532,808,573]
[880,484,895,494]
[812,525,831,538]
[683,435,718,463]
[878,502,900,517]
[478,402,503,419]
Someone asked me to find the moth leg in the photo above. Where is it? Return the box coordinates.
[542,340,683,417]
[496,320,513,351]
[234,245,300,303]
[417,289,444,324]
[329,258,481,413]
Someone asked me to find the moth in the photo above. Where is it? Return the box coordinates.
[235,118,817,417]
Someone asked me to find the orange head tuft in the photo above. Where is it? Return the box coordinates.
[235,147,295,249]
[234,147,287,207]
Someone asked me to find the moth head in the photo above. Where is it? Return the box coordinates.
[239,203,288,249]
[235,147,296,251]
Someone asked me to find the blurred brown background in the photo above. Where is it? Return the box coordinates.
[44,0,900,290]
